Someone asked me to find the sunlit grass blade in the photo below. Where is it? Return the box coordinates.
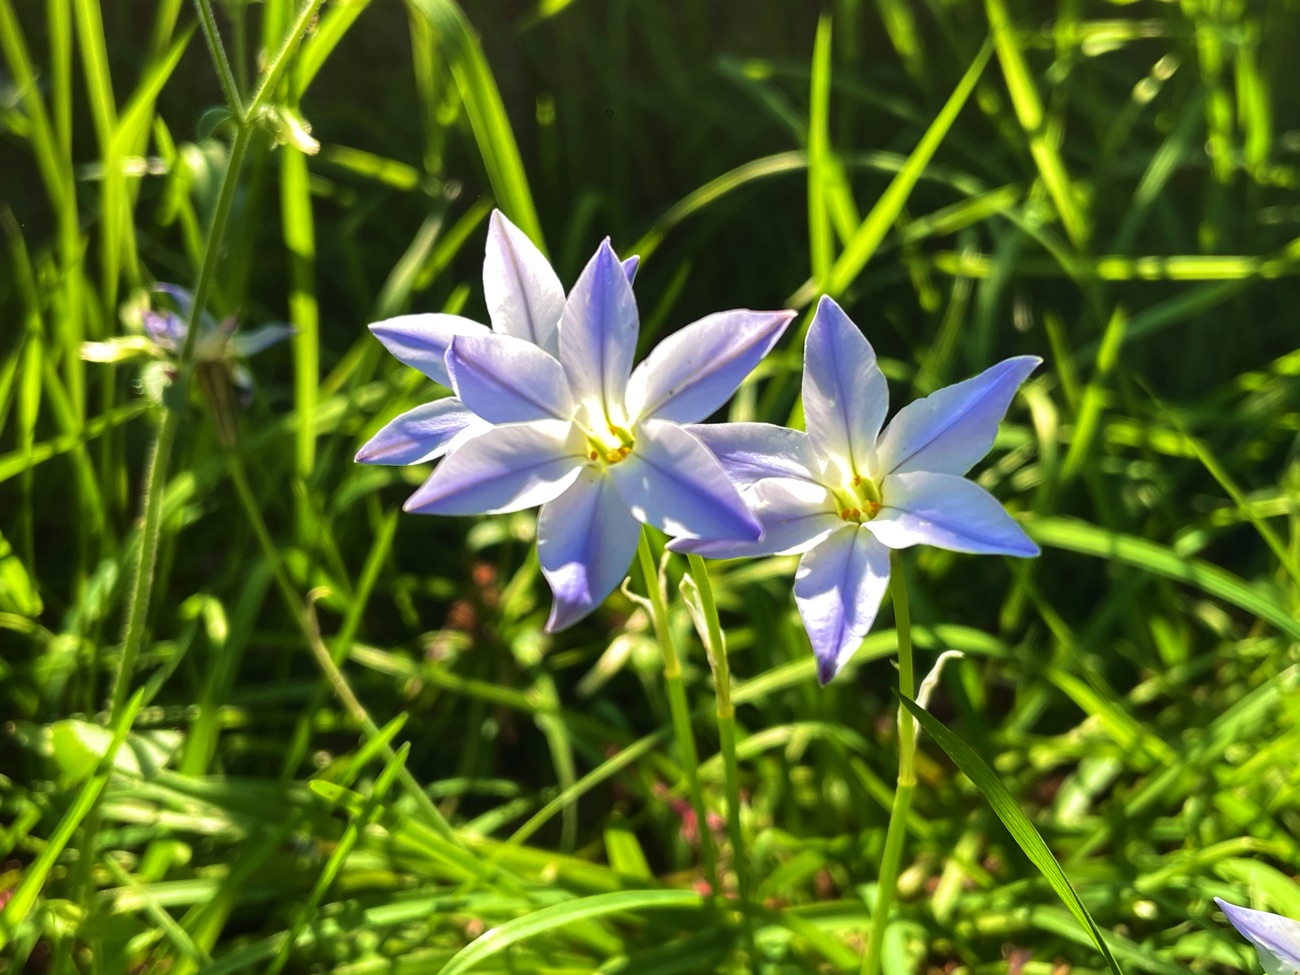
[0,691,145,949]
[897,694,1125,975]
[438,889,708,975]
[789,39,993,307]
[406,0,544,248]
[1028,517,1300,641]
[807,13,834,286]
[281,144,320,543]
[985,0,1089,247]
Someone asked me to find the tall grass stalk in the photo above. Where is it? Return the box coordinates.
[110,0,324,721]
[636,531,719,892]
[685,554,750,951]
[222,448,458,839]
[862,550,916,975]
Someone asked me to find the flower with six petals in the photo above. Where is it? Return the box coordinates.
[672,295,1040,684]
[359,211,794,631]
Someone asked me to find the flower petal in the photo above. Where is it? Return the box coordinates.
[229,323,295,358]
[794,526,891,684]
[403,419,584,515]
[355,397,487,466]
[868,471,1039,556]
[625,310,795,424]
[608,419,761,541]
[685,422,821,490]
[803,296,889,481]
[483,209,566,357]
[621,255,640,283]
[369,313,490,387]
[537,468,642,632]
[875,355,1041,476]
[559,239,640,419]
[446,332,574,424]
[670,477,840,559]
[143,309,186,352]
[1216,899,1300,975]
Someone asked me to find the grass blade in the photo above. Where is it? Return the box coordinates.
[897,694,1125,975]
[438,889,707,975]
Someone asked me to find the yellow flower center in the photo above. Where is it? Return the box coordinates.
[834,473,883,523]
[585,420,635,467]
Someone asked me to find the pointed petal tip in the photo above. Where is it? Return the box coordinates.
[816,655,838,686]
[544,600,589,634]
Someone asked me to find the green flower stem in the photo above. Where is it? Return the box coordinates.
[636,531,719,893]
[223,449,458,840]
[108,123,250,720]
[112,0,335,726]
[194,0,244,118]
[862,549,917,975]
[685,554,750,936]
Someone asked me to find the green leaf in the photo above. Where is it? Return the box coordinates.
[438,889,707,975]
[896,694,1126,975]
[405,0,544,250]
[1028,516,1300,642]
[0,528,41,616]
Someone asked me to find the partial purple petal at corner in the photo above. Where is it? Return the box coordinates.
[355,397,486,466]
[369,313,490,387]
[793,527,891,685]
[625,309,795,424]
[869,471,1039,557]
[609,419,761,542]
[875,355,1041,477]
[1215,898,1300,972]
[403,419,583,515]
[538,468,642,632]
[621,255,640,283]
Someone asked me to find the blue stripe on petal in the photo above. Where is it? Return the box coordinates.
[625,309,795,424]
[538,468,642,632]
[403,419,584,515]
[875,355,1041,477]
[608,420,761,542]
[369,313,490,387]
[793,527,891,684]
[446,332,574,424]
[484,209,566,357]
[869,471,1039,557]
[355,398,485,466]
[803,296,888,480]
[559,239,640,419]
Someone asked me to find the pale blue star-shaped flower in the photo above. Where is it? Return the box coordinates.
[1217,899,1300,975]
[81,283,294,405]
[359,212,795,631]
[356,211,637,468]
[82,283,294,367]
[672,295,1040,684]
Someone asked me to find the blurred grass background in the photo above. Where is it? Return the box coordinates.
[1,0,1298,972]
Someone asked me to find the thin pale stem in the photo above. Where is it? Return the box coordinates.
[108,123,250,720]
[686,554,751,946]
[193,0,244,118]
[245,0,328,120]
[636,531,719,893]
[222,449,458,840]
[862,549,916,975]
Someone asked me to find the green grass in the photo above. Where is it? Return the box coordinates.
[2,0,1299,973]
